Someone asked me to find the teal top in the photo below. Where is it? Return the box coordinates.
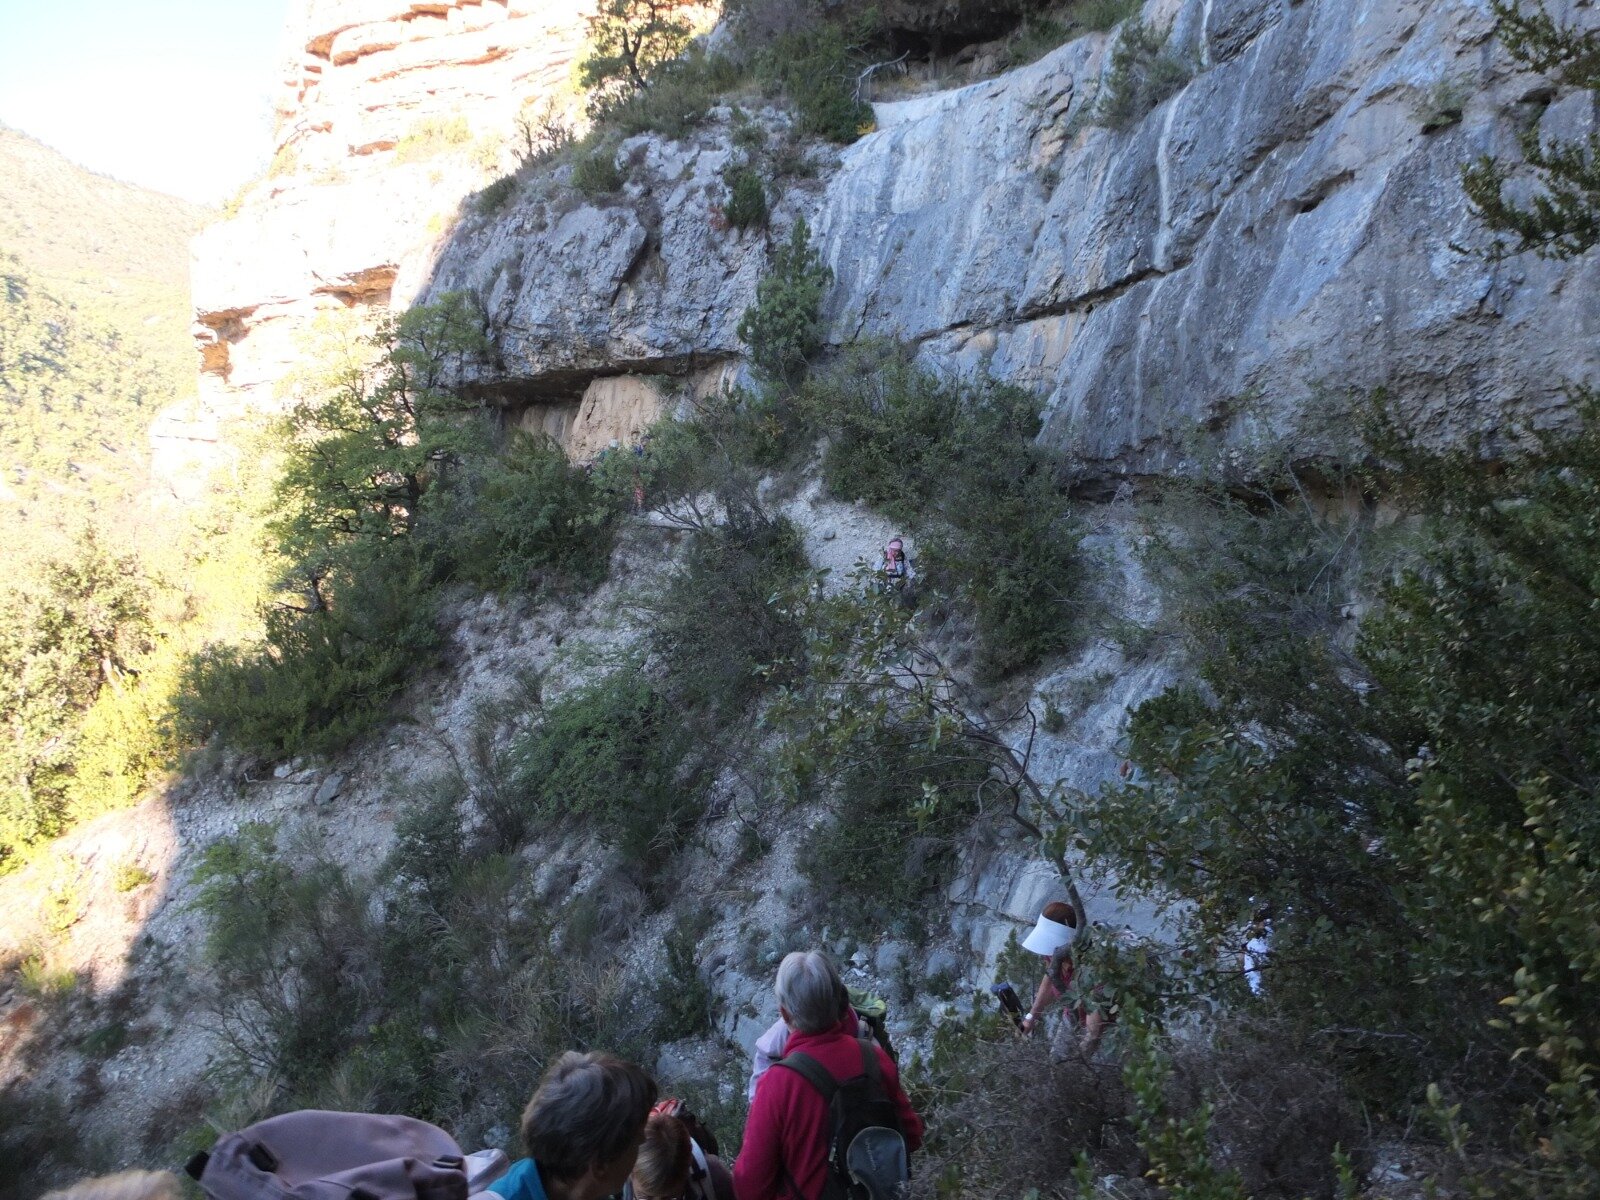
[483,1159,550,1200]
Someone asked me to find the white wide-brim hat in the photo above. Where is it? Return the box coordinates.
[1021,914,1075,955]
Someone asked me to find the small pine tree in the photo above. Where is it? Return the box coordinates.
[736,217,832,383]
[1461,0,1600,259]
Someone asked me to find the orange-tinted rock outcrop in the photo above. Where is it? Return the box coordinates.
[190,0,590,417]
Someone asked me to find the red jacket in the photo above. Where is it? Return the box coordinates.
[733,1013,924,1200]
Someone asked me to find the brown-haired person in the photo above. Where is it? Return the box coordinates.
[1018,901,1108,1056]
[479,1051,658,1200]
[625,1111,734,1200]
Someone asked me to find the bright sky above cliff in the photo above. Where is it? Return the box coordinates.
[0,0,291,205]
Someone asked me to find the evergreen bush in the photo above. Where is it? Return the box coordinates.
[428,432,616,594]
[806,346,1080,678]
[721,163,770,229]
[473,174,518,216]
[796,719,985,934]
[187,817,654,1136]
[595,49,746,140]
[1092,20,1194,130]
[641,516,808,726]
[736,217,831,383]
[753,20,875,143]
[572,146,625,196]
[509,670,699,864]
[175,546,442,761]
[1072,402,1600,1190]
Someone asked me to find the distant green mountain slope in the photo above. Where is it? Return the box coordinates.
[0,256,163,537]
[0,124,208,389]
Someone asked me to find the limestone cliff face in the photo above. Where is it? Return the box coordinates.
[189,0,590,418]
[422,0,1597,478]
[827,0,1599,475]
[193,0,1598,476]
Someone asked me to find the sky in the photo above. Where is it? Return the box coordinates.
[0,0,292,206]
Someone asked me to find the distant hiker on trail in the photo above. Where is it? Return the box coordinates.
[1242,905,1272,995]
[747,985,895,1100]
[478,1051,657,1200]
[878,537,913,589]
[734,951,923,1200]
[1019,901,1110,1057]
[625,1104,733,1200]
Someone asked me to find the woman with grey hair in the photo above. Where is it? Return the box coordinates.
[478,1050,658,1200]
[746,965,893,1099]
[735,952,924,1200]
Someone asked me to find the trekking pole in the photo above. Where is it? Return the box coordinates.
[991,982,1025,1030]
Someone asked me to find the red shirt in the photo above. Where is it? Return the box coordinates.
[733,1013,924,1200]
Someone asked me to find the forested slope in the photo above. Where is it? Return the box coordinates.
[0,125,205,386]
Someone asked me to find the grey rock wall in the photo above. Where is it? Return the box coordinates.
[828,0,1599,475]
[426,0,1598,477]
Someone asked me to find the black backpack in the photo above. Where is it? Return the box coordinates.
[773,1039,909,1200]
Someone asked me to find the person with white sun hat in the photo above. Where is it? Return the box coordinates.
[1018,901,1109,1056]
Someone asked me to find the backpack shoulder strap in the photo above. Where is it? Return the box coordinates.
[771,1050,838,1103]
[857,1037,882,1090]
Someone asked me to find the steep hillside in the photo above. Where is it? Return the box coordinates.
[0,257,163,539]
[0,126,206,387]
[5,2,1600,1199]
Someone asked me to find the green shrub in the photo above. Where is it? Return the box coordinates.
[999,0,1140,70]
[386,779,465,900]
[79,1021,129,1060]
[1461,0,1600,260]
[643,386,811,495]
[736,217,831,383]
[572,146,624,196]
[640,516,808,726]
[113,862,155,892]
[189,817,651,1133]
[595,49,747,140]
[650,913,715,1041]
[1092,20,1194,130]
[754,20,876,143]
[509,669,699,863]
[474,174,518,216]
[175,546,441,761]
[428,432,616,594]
[1066,0,1142,33]
[722,164,770,229]
[1074,399,1600,1192]
[190,824,379,1088]
[806,346,1080,677]
[796,717,985,935]
[17,954,76,999]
